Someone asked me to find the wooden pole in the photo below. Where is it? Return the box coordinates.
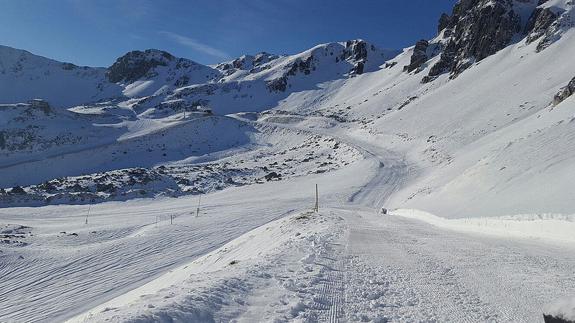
[85,204,91,225]
[315,184,319,212]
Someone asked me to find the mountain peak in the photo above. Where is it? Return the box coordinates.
[107,49,178,83]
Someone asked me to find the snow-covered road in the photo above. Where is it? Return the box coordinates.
[69,207,575,322]
[338,209,575,322]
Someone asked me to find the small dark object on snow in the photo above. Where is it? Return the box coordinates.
[264,172,281,181]
[381,208,388,215]
[544,315,574,323]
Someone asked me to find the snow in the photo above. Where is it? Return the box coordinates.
[393,208,575,244]
[63,206,575,322]
[0,46,122,107]
[2,4,575,321]
[66,210,337,322]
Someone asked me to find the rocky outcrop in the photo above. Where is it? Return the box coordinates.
[404,40,429,73]
[216,52,280,75]
[341,40,369,62]
[438,13,452,33]
[423,0,522,82]
[553,77,575,106]
[266,76,288,93]
[414,0,574,82]
[287,56,315,76]
[107,49,175,83]
[341,40,371,75]
[525,6,559,51]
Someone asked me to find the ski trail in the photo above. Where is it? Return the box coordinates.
[337,209,575,322]
[315,240,345,323]
[328,243,345,323]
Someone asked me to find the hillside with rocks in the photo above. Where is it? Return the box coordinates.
[1,0,575,322]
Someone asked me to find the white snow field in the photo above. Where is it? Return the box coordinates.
[2,1,575,321]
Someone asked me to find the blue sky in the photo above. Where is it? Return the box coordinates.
[0,0,456,67]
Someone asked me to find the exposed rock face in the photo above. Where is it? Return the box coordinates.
[553,77,575,106]
[438,13,452,32]
[341,40,371,75]
[404,40,429,73]
[287,56,314,76]
[107,49,175,83]
[424,0,522,82]
[266,76,288,93]
[351,61,365,75]
[525,7,559,49]
[413,0,573,82]
[216,52,280,76]
[341,40,368,62]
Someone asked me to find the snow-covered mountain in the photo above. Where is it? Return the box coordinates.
[107,49,222,98]
[0,45,122,107]
[2,0,575,322]
[0,0,573,215]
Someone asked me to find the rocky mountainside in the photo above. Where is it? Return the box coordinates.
[107,49,222,98]
[403,0,574,82]
[1,1,572,111]
[0,0,574,210]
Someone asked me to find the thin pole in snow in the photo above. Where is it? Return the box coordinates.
[85,204,91,225]
[196,195,201,217]
[314,184,319,213]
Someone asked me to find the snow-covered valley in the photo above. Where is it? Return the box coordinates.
[2,0,575,321]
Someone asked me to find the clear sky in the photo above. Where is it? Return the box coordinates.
[0,0,457,67]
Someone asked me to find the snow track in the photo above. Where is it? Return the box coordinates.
[338,210,575,322]
[313,238,346,323]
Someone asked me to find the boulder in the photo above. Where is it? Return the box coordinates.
[553,77,575,106]
[404,40,429,73]
[264,172,282,181]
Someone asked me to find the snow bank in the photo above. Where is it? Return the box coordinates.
[66,210,331,322]
[392,209,575,244]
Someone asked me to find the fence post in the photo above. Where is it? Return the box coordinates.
[85,204,91,225]
[314,184,319,212]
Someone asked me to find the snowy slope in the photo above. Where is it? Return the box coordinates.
[0,46,123,107]
[1,0,575,321]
